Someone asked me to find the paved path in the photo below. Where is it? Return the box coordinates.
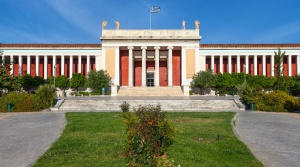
[0,111,66,167]
[234,111,300,167]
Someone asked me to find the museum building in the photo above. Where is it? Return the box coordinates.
[1,22,300,95]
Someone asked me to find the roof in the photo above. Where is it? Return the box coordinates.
[200,44,300,49]
[0,44,102,48]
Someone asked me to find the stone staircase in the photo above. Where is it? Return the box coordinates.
[58,98,241,111]
[117,87,183,96]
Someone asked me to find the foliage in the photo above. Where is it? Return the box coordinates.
[35,84,56,109]
[86,70,111,92]
[0,56,16,91]
[290,75,300,96]
[32,76,45,88]
[55,75,69,90]
[248,75,276,89]
[0,92,39,112]
[70,73,86,91]
[191,70,216,95]
[21,74,34,91]
[274,48,285,77]
[120,101,130,112]
[9,76,23,92]
[124,104,175,166]
[248,90,300,112]
[273,76,295,92]
[215,73,237,89]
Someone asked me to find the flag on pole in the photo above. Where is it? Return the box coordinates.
[151,6,161,13]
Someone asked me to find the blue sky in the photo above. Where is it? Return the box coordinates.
[1,0,300,44]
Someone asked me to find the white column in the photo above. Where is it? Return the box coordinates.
[27,56,30,74]
[78,55,82,73]
[128,46,134,87]
[61,55,65,76]
[44,55,47,79]
[219,55,223,73]
[228,55,232,74]
[10,55,13,75]
[288,55,292,76]
[211,55,214,72]
[115,47,120,85]
[262,55,266,76]
[297,55,300,75]
[35,56,39,76]
[237,55,240,73]
[53,55,56,76]
[18,56,22,76]
[141,46,147,86]
[254,55,257,75]
[1,55,4,63]
[245,55,249,74]
[181,47,186,85]
[87,55,90,74]
[154,46,160,86]
[271,55,274,76]
[70,56,73,78]
[168,46,173,86]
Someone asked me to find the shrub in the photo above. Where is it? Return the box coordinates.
[248,90,300,112]
[124,104,175,166]
[35,84,56,109]
[120,101,130,112]
[0,92,39,112]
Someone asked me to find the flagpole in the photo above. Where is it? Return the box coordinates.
[150,6,152,30]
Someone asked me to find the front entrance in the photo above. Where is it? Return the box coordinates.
[147,72,154,87]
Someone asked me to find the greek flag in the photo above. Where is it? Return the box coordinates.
[151,6,161,13]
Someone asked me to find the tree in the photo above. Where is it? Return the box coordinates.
[70,73,85,91]
[55,75,69,90]
[0,52,16,92]
[32,76,45,88]
[215,73,237,92]
[21,74,34,91]
[35,84,56,109]
[191,70,215,95]
[274,48,287,91]
[274,48,285,77]
[85,70,111,92]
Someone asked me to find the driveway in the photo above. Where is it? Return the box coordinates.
[234,111,300,167]
[0,111,65,167]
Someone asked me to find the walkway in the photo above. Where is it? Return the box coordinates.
[0,111,66,167]
[235,111,300,167]
[1,105,299,167]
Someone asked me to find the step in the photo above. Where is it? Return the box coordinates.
[59,99,240,111]
[117,87,183,96]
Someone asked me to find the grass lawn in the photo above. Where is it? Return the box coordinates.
[33,112,263,167]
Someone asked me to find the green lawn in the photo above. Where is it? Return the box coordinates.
[33,112,263,167]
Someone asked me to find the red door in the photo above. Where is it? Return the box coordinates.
[134,61,142,86]
[159,61,167,86]
[172,50,181,86]
[120,50,129,86]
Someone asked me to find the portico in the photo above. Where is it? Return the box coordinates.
[100,29,202,87]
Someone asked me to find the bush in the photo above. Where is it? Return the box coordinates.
[0,92,39,112]
[35,84,56,109]
[120,101,130,112]
[124,104,175,166]
[246,90,300,112]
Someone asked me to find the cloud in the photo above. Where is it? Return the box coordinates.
[46,0,101,38]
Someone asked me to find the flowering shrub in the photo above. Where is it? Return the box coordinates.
[124,104,175,166]
[0,92,39,112]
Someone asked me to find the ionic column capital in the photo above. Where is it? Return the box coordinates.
[141,46,147,50]
[167,46,174,50]
[154,46,160,50]
[127,46,134,50]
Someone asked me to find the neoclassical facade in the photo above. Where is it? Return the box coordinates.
[1,26,300,93]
